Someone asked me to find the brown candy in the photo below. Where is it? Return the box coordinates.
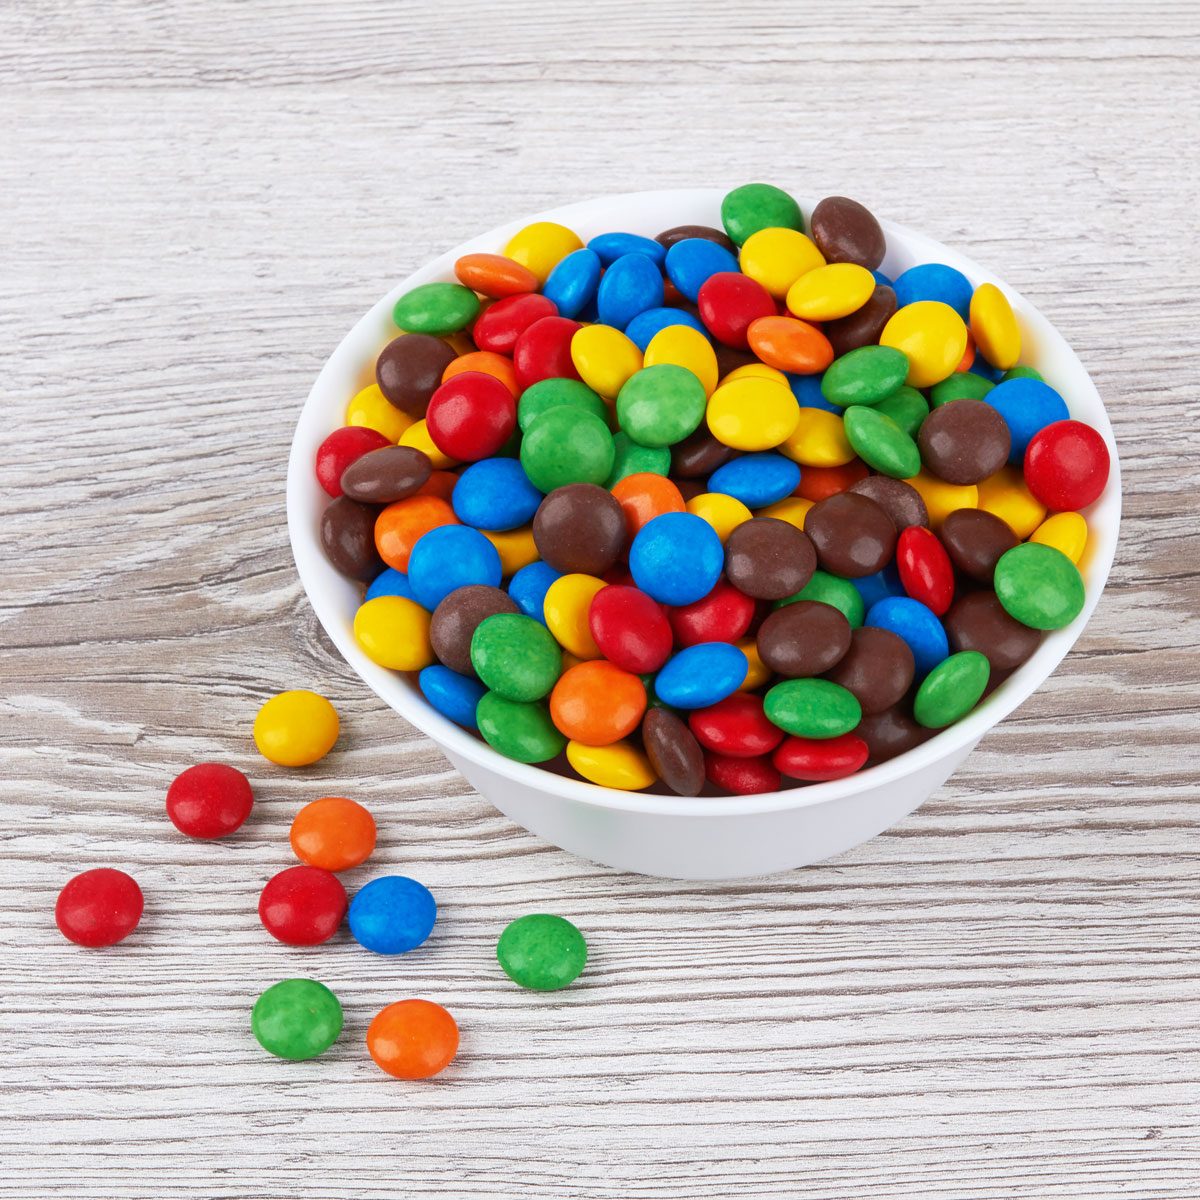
[757,601,851,678]
[531,484,626,576]
[340,445,432,504]
[724,517,817,600]
[654,224,737,254]
[642,707,705,796]
[943,591,1042,672]
[824,284,897,358]
[857,705,933,764]
[671,426,736,477]
[917,398,1011,485]
[809,196,887,270]
[320,497,383,582]
[848,476,929,531]
[824,626,915,715]
[804,492,897,577]
[375,334,458,417]
[712,343,759,380]
[941,508,1018,583]
[429,585,519,677]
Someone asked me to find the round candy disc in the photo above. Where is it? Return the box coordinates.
[497,913,588,991]
[252,979,344,1061]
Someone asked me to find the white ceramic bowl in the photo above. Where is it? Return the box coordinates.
[288,188,1121,881]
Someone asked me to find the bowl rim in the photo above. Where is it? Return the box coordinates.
[287,187,1122,818]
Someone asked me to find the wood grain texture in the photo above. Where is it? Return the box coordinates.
[2,1,1200,1197]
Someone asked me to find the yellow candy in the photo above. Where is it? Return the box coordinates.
[779,408,855,467]
[253,689,339,768]
[1030,511,1088,564]
[398,418,457,469]
[976,466,1046,539]
[503,221,583,285]
[566,739,656,791]
[785,262,875,321]
[905,468,978,530]
[737,638,772,691]
[345,383,413,443]
[353,595,434,672]
[570,325,643,399]
[706,377,799,451]
[686,492,752,541]
[543,573,605,659]
[880,301,969,388]
[758,495,814,529]
[721,362,789,387]
[739,227,826,299]
[970,282,1021,371]
[482,526,540,575]
[644,325,719,396]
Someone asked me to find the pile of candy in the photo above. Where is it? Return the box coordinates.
[315,184,1110,796]
[55,689,588,1078]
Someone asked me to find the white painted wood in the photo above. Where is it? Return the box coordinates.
[2,1,1199,1196]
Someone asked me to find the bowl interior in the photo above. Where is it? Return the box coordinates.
[287,188,1121,817]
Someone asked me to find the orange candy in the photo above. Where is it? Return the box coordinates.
[610,472,686,539]
[746,315,834,375]
[416,470,460,503]
[549,660,646,746]
[367,999,459,1080]
[442,350,520,397]
[955,331,976,374]
[796,459,870,501]
[454,252,539,299]
[374,495,459,571]
[289,796,377,872]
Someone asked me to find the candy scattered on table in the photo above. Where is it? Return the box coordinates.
[367,999,459,1079]
[165,762,254,839]
[253,690,340,767]
[55,868,144,948]
[496,913,588,991]
[251,978,344,1061]
[258,864,348,946]
[347,875,437,955]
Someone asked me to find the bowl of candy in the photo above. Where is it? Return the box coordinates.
[288,186,1120,880]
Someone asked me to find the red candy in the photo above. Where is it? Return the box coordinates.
[588,585,673,674]
[425,371,517,461]
[896,525,955,616]
[667,581,756,647]
[796,459,870,501]
[165,763,254,839]
[704,752,782,795]
[773,733,869,782]
[1023,419,1110,512]
[315,426,391,498]
[56,868,144,947]
[697,272,776,348]
[513,315,582,389]
[689,694,785,758]
[472,293,558,355]
[258,865,347,946]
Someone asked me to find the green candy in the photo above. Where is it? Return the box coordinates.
[821,346,910,408]
[520,405,615,493]
[606,432,671,487]
[1001,365,1043,384]
[251,979,343,1062]
[477,692,566,763]
[518,378,607,434]
[913,651,991,728]
[930,372,994,407]
[496,913,587,991]
[616,364,707,448]
[875,385,929,437]
[843,405,922,479]
[778,570,864,628]
[764,679,862,739]
[993,543,1086,631]
[720,182,804,245]
[471,614,562,701]
[392,282,479,336]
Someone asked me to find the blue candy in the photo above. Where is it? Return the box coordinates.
[788,371,841,414]
[986,378,1070,461]
[664,238,740,302]
[419,665,486,729]
[969,357,1005,382]
[708,453,800,508]
[407,525,502,610]
[624,306,709,351]
[366,567,414,602]
[851,564,905,612]
[348,876,436,956]
[629,512,723,606]
[893,263,973,320]
[543,248,602,320]
[587,231,666,266]
[596,253,664,329]
[654,642,749,709]
[508,560,561,624]
[452,457,542,531]
[866,596,949,676]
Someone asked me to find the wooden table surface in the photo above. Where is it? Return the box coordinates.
[4,3,1200,1197]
